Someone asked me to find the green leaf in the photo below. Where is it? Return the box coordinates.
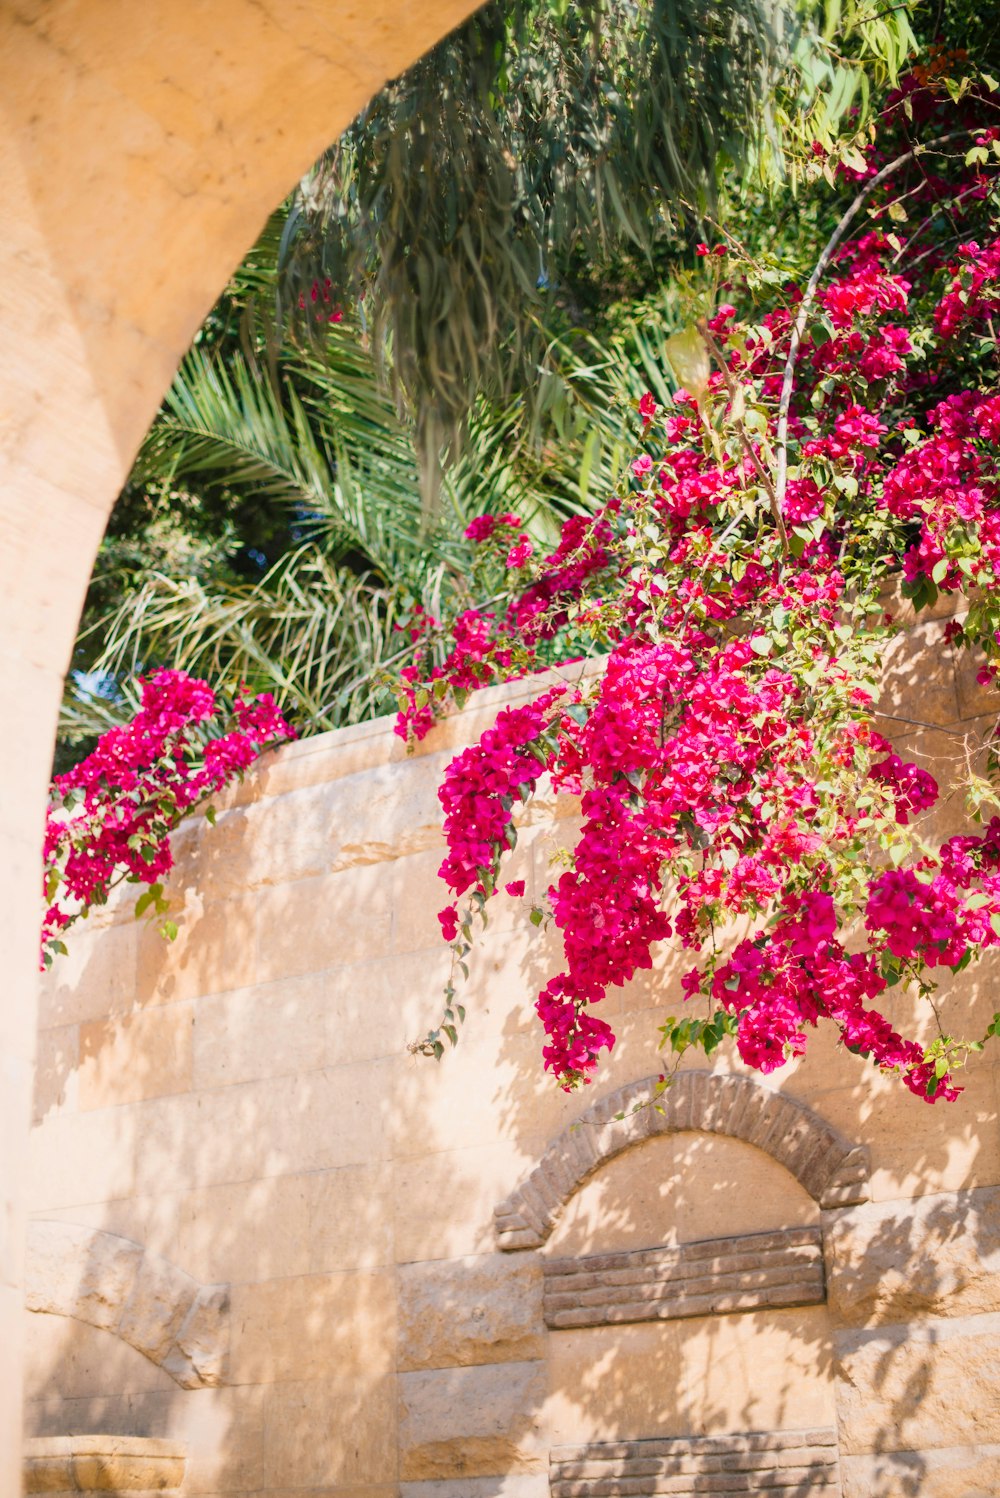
[134,883,164,920]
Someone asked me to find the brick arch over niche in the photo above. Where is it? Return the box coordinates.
[1,5,484,1482]
[25,1221,229,1390]
[494,1071,870,1251]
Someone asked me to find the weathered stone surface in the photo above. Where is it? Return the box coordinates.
[841,1444,1000,1498]
[398,1254,544,1371]
[263,1372,397,1487]
[162,1283,229,1388]
[835,1314,1000,1454]
[825,1187,1000,1326]
[398,1362,547,1479]
[403,1478,547,1498]
[25,1222,142,1331]
[118,1252,199,1366]
[79,1004,193,1111]
[25,1222,229,1390]
[24,1435,185,1493]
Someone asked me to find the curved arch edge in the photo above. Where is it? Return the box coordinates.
[494,1071,870,1251]
[25,1220,229,1388]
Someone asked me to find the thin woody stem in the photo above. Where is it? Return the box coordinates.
[699,319,790,554]
[774,132,966,514]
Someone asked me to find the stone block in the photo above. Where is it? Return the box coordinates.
[229,1269,394,1385]
[398,1253,544,1371]
[543,1227,825,1330]
[171,1175,313,1285]
[402,1478,547,1498]
[256,864,394,983]
[323,950,451,1067]
[303,1162,396,1274]
[79,1002,193,1110]
[38,920,139,1029]
[192,974,328,1090]
[547,1312,835,1447]
[26,1221,142,1331]
[118,1251,198,1365]
[176,1383,267,1494]
[32,1024,79,1125]
[398,1361,547,1479]
[22,1310,175,1402]
[835,1314,1000,1454]
[825,1187,1000,1326]
[394,1141,540,1264]
[163,1282,229,1388]
[133,1058,392,1198]
[262,1371,397,1487]
[549,1429,840,1497]
[136,890,257,1005]
[881,621,961,728]
[841,1443,1000,1498]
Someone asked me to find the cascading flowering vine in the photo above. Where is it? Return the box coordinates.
[395,73,1000,1101]
[42,670,293,967]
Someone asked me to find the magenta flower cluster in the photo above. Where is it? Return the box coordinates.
[42,670,293,965]
[400,77,1000,1100]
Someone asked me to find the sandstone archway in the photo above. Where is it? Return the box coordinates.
[0,2,482,1482]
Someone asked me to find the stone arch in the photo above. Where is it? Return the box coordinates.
[0,5,485,1482]
[494,1071,870,1251]
[25,1221,229,1389]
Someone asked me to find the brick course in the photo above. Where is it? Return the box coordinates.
[550,1429,841,1497]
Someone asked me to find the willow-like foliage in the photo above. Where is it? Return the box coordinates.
[275,0,914,493]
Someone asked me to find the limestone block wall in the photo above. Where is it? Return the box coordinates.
[23,617,1000,1498]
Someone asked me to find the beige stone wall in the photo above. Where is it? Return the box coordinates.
[0,4,482,1489]
[23,626,1000,1498]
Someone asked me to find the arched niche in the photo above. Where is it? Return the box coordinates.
[494,1071,870,1252]
[513,1075,848,1483]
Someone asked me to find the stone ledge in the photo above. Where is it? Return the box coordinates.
[544,1227,825,1329]
[24,1435,185,1494]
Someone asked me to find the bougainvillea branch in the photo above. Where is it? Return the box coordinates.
[395,73,1000,1103]
[41,671,293,967]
